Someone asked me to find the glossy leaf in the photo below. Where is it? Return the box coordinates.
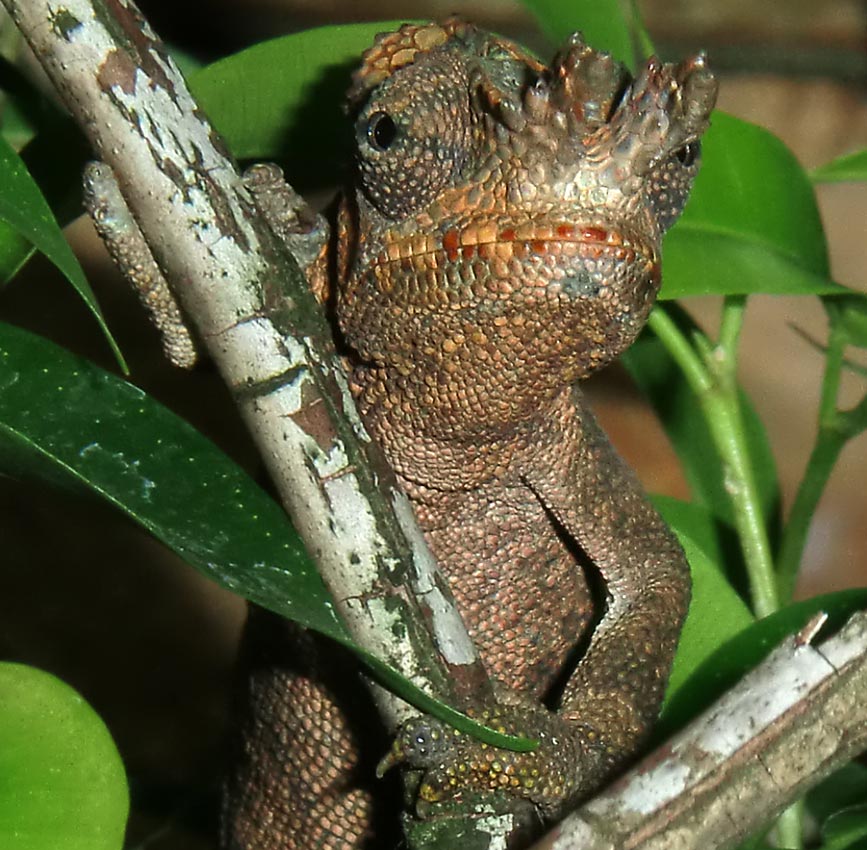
[811,148,867,184]
[655,497,754,702]
[520,0,634,66]
[661,228,844,299]
[661,111,841,299]
[190,22,409,187]
[0,321,531,751]
[625,305,781,540]
[810,764,867,829]
[0,321,347,641]
[0,135,124,368]
[822,805,867,850]
[657,589,867,737]
[0,219,32,282]
[0,663,128,850]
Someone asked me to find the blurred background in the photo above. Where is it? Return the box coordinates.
[0,2,865,847]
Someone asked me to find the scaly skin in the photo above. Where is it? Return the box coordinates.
[222,20,718,849]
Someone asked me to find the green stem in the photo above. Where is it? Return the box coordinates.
[647,306,711,394]
[649,301,780,618]
[776,428,846,602]
[776,314,867,601]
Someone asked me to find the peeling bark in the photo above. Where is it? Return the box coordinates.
[534,612,867,850]
[1,0,491,748]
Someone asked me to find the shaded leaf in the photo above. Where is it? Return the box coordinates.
[811,148,867,184]
[0,321,530,751]
[520,0,634,66]
[0,663,129,850]
[661,111,838,299]
[809,764,867,828]
[0,321,347,642]
[822,805,867,850]
[0,135,124,368]
[657,589,867,737]
[0,219,32,281]
[190,22,410,189]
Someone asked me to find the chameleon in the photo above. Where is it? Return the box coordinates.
[218,18,718,850]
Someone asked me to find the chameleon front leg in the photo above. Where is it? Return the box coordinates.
[528,385,690,762]
[383,385,690,819]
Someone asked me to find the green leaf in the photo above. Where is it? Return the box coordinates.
[661,228,845,299]
[0,96,36,150]
[657,590,867,737]
[0,321,531,752]
[625,305,781,539]
[809,763,867,827]
[822,805,867,850]
[190,22,409,188]
[662,112,842,299]
[0,662,128,850]
[0,218,33,281]
[520,0,634,66]
[811,148,867,184]
[0,135,125,369]
[0,320,348,641]
[653,495,725,565]
[656,499,754,704]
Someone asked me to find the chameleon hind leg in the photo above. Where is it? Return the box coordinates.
[222,609,399,849]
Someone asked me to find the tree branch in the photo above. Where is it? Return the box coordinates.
[3,0,535,845]
[2,0,495,757]
[534,612,867,850]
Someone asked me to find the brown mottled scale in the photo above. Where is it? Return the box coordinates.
[222,19,717,849]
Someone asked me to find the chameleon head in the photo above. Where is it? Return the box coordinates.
[337,21,717,440]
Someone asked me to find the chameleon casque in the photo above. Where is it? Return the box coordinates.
[221,19,718,850]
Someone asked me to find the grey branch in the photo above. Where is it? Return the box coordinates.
[1,0,492,728]
[533,612,867,850]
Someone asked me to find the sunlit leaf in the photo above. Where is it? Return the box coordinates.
[0,135,124,368]
[657,499,754,703]
[662,112,840,299]
[0,663,129,850]
[811,148,867,184]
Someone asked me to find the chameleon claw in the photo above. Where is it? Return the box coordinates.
[377,717,456,779]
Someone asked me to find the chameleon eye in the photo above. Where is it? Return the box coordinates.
[674,142,699,167]
[367,111,398,152]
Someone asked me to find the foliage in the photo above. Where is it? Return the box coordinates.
[1,3,866,848]
[0,663,129,850]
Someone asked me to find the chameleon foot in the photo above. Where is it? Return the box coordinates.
[378,699,610,820]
